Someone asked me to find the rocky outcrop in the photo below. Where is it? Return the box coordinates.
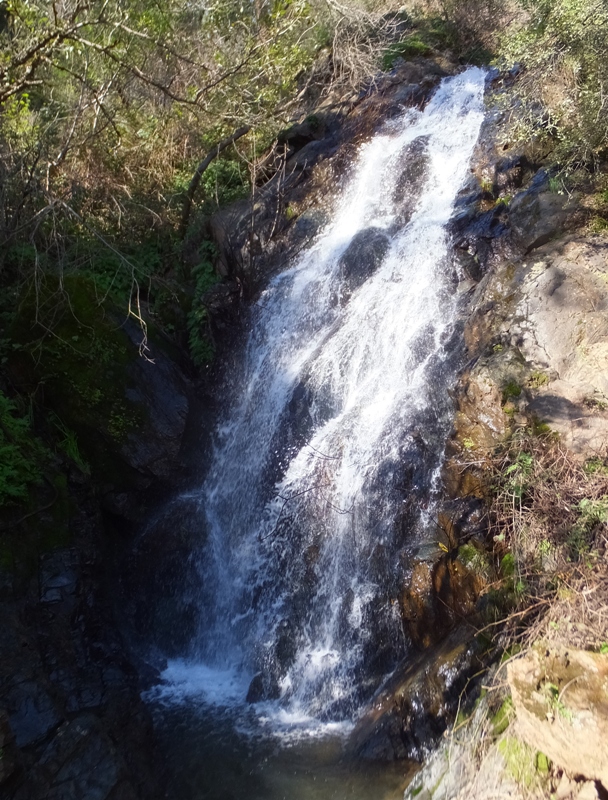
[349,625,490,762]
[508,647,608,788]
[345,65,608,779]
[413,73,608,800]
[0,488,164,800]
[447,233,608,460]
[206,55,458,295]
[406,646,608,800]
[0,283,194,798]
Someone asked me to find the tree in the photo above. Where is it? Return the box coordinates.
[502,0,608,166]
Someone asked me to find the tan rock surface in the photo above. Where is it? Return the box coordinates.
[510,236,608,453]
[508,646,608,787]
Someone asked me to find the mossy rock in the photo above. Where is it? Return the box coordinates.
[382,37,432,70]
[497,735,537,787]
[457,543,492,582]
[491,696,514,736]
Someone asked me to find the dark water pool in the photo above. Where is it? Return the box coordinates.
[151,704,415,800]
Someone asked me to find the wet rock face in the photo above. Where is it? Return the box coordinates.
[400,554,484,650]
[337,227,391,302]
[120,496,203,657]
[393,136,430,227]
[245,617,300,704]
[349,626,488,762]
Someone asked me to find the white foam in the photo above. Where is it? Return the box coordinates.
[144,660,251,707]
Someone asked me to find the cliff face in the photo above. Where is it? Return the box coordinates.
[0,318,193,799]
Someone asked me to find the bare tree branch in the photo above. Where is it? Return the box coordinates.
[179,125,251,238]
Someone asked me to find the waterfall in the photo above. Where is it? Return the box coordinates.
[156,67,487,733]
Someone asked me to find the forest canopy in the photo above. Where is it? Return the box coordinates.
[1,0,606,310]
[0,0,606,377]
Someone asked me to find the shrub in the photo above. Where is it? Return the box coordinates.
[501,0,608,167]
[187,245,219,366]
[487,429,608,649]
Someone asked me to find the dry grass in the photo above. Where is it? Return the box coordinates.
[487,429,608,651]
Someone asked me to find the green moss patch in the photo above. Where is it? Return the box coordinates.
[382,36,431,70]
[491,696,514,736]
[0,390,47,506]
[497,736,537,787]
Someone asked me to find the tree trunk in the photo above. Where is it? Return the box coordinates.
[179,125,251,239]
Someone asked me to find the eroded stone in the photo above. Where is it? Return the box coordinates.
[508,646,608,788]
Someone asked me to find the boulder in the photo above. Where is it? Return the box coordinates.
[508,236,608,454]
[508,646,608,788]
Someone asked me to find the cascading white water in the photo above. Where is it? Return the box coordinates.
[158,67,487,731]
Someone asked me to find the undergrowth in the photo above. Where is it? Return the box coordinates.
[187,243,220,367]
[487,429,608,650]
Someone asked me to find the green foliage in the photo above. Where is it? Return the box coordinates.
[535,751,550,775]
[502,380,522,403]
[8,273,144,465]
[589,216,608,234]
[0,390,45,506]
[491,695,514,735]
[541,680,573,722]
[501,0,608,166]
[504,451,533,498]
[50,414,90,476]
[568,496,608,560]
[198,159,250,213]
[528,371,549,389]
[458,543,492,580]
[577,496,608,525]
[500,552,516,577]
[73,238,164,307]
[497,735,538,787]
[584,457,608,475]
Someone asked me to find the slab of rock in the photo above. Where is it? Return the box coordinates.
[349,625,487,762]
[510,236,608,453]
[508,646,608,787]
